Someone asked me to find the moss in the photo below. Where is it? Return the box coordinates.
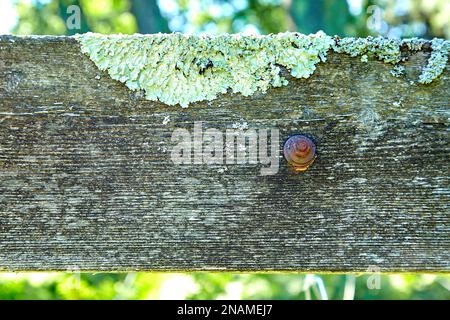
[75,32,449,107]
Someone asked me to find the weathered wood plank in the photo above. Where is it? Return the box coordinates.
[0,35,448,272]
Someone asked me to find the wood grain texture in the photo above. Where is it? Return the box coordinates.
[0,35,448,272]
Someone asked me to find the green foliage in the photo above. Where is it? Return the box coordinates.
[376,0,449,39]
[14,0,66,35]
[0,273,449,300]
[10,0,450,38]
[288,0,354,36]
[13,0,138,35]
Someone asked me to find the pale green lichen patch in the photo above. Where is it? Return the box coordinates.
[403,37,427,51]
[75,32,333,107]
[418,38,449,84]
[332,36,402,64]
[390,64,405,77]
[75,32,449,107]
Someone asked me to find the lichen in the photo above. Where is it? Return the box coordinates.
[418,38,449,84]
[403,37,426,51]
[333,36,405,77]
[333,36,449,84]
[75,32,449,107]
[332,36,402,64]
[390,64,405,77]
[75,31,333,107]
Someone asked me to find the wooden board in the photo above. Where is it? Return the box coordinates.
[0,36,448,272]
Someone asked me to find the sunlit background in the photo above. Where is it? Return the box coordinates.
[0,0,449,300]
[1,273,450,300]
[0,0,449,38]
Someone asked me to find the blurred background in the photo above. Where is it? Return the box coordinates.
[0,0,449,300]
[0,0,449,38]
[1,273,449,299]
